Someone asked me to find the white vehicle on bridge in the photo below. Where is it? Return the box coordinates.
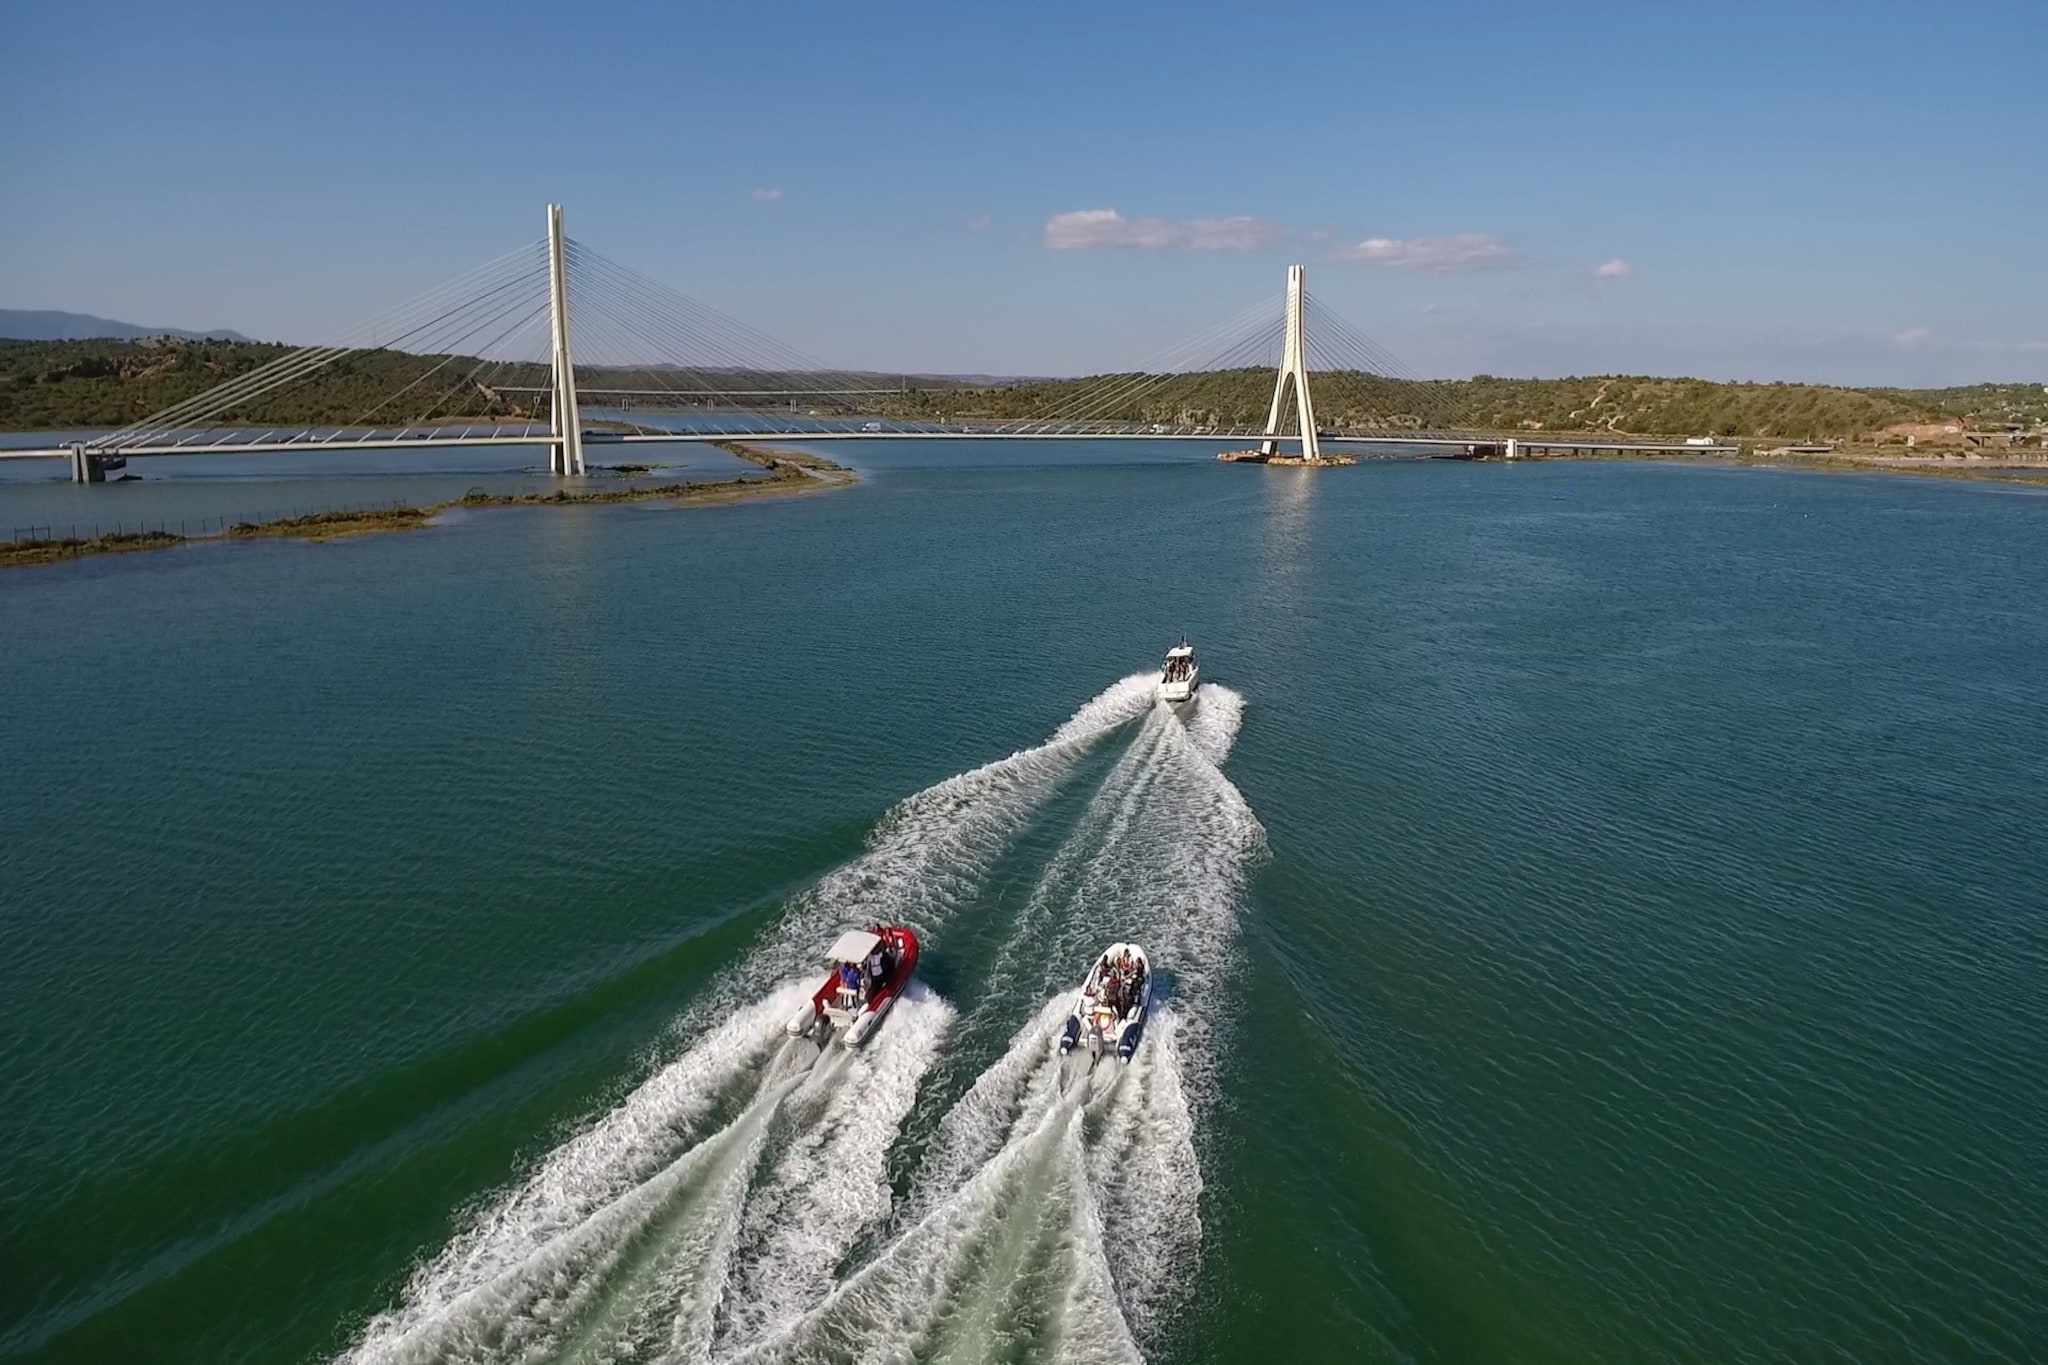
[1158,638,1199,705]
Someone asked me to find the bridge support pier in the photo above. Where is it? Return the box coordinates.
[546,203,585,477]
[1258,264,1321,463]
[68,443,125,483]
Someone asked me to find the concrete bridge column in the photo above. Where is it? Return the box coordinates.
[69,443,107,484]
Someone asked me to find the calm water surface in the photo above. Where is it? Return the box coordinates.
[0,430,758,537]
[1,447,2043,1363]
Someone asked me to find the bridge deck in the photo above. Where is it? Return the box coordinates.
[0,429,1740,461]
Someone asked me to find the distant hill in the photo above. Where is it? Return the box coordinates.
[884,370,1963,442]
[0,309,252,344]
[1,335,2040,441]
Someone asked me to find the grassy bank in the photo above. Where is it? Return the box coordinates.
[0,443,853,569]
[1510,442,2048,487]
[0,529,184,567]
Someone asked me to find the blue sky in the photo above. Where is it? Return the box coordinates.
[4,0,2043,384]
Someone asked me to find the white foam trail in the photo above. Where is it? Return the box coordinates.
[1180,684,1246,767]
[983,722,1174,998]
[866,687,1262,1353]
[909,999,1077,1218]
[705,673,1159,1013]
[341,678,1156,1364]
[561,992,959,1365]
[827,1006,1200,1359]
[1037,697,1262,1030]
[716,986,958,1353]
[1079,1012,1201,1343]
[341,986,812,1364]
[1051,675,1164,747]
[996,687,1246,1004]
[733,1080,1143,1365]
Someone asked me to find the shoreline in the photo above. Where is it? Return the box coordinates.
[0,442,855,570]
[6,437,2038,571]
[1500,444,2048,488]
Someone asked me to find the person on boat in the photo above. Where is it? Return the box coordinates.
[839,960,863,1006]
[866,943,888,991]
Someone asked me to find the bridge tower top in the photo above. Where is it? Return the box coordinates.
[1259,263,1321,462]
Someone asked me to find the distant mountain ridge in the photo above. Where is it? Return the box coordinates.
[0,309,251,343]
[2,334,2041,439]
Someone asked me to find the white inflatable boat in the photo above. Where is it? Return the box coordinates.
[1057,943,1152,1064]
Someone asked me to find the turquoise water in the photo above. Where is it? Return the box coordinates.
[1,449,2043,1362]
[0,430,758,537]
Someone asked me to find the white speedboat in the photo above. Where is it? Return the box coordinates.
[1157,639,1199,704]
[1057,943,1153,1064]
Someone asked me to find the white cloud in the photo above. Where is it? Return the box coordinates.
[1337,233,1515,273]
[1877,326,2048,354]
[750,188,783,201]
[966,213,993,231]
[1043,208,1286,252]
[1593,258,1633,280]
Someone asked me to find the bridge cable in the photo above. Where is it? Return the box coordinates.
[90,241,551,451]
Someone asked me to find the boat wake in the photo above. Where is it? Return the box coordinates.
[338,677,1258,1365]
[734,690,1263,1362]
[339,677,1154,1364]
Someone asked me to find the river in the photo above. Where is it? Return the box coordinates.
[1,444,2043,1363]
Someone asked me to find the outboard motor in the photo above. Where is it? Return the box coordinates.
[1117,1017,1144,1063]
[1058,1016,1081,1056]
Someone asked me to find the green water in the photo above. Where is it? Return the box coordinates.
[2,449,2043,1363]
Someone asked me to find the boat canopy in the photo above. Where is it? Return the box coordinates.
[1164,644,1194,660]
[825,929,883,965]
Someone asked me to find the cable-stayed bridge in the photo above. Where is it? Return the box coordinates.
[12,206,1731,483]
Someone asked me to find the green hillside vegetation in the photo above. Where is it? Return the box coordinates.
[3,336,2038,443]
[884,371,1942,441]
[0,338,940,431]
[1424,375,1933,441]
[1866,382,2048,429]
[0,338,545,431]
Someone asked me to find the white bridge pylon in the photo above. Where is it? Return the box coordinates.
[546,203,585,477]
[1259,263,1320,462]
